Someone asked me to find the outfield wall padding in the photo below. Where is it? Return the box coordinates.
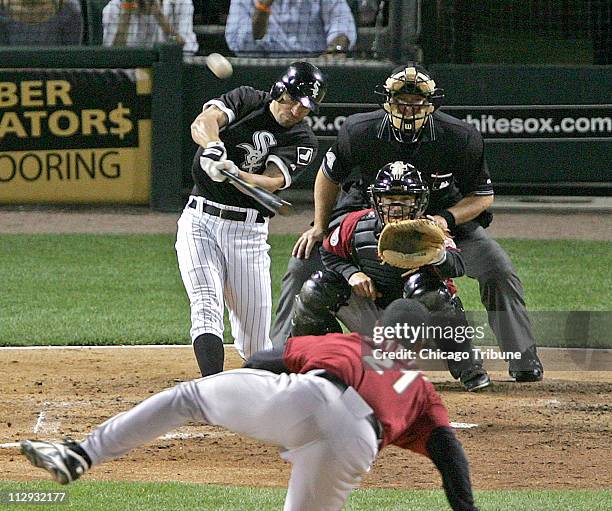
[0,47,609,210]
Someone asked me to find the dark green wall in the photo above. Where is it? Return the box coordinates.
[433,65,611,191]
[182,62,611,194]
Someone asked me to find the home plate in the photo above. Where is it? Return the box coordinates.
[450,422,479,429]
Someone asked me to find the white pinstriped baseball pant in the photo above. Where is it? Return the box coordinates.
[175,196,273,359]
[81,369,379,510]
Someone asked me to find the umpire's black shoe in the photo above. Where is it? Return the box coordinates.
[460,367,492,392]
[21,438,90,484]
[509,347,544,382]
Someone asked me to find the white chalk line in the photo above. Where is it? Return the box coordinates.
[450,422,479,429]
[1,430,231,449]
[32,409,48,435]
[1,398,233,449]
[160,430,236,441]
[0,442,21,449]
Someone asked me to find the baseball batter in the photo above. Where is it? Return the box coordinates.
[21,299,480,511]
[177,61,324,376]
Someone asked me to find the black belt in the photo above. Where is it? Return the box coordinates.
[317,371,384,443]
[188,199,265,223]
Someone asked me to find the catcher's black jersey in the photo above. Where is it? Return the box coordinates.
[322,109,494,215]
[191,86,318,215]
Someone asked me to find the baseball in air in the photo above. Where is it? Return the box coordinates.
[207,53,233,79]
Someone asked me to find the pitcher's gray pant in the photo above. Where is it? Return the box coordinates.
[271,227,536,362]
[80,369,378,511]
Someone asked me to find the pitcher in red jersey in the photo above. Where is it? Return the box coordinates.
[21,299,479,511]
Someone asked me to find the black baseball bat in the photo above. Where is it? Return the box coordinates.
[219,165,293,216]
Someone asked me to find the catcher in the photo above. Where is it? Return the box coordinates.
[291,161,491,392]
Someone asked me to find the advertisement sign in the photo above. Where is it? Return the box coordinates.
[0,68,152,203]
[305,103,611,142]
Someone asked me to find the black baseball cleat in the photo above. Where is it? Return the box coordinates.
[509,347,544,382]
[21,439,90,484]
[460,367,492,392]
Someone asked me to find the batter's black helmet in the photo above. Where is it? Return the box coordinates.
[374,63,445,142]
[270,61,327,113]
[369,161,430,224]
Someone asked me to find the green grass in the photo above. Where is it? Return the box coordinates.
[454,239,612,311]
[0,481,609,511]
[0,235,610,346]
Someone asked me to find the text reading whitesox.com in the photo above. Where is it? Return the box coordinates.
[462,114,611,136]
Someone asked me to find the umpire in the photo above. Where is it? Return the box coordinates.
[273,63,543,382]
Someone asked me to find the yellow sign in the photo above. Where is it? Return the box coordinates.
[0,68,152,204]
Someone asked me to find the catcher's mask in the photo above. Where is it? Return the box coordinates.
[270,61,327,113]
[374,64,444,142]
[369,161,430,225]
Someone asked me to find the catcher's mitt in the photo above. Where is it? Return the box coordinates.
[378,219,446,270]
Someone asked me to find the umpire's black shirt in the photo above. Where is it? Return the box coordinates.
[323,109,494,220]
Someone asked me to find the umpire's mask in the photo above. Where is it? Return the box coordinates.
[375,64,444,143]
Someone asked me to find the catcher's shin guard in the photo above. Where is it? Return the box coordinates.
[290,270,351,336]
[432,308,481,380]
[404,272,482,379]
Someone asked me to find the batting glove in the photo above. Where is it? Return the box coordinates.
[202,140,227,162]
[201,159,239,183]
[199,140,227,179]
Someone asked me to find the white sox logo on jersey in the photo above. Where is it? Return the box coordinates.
[237,131,277,172]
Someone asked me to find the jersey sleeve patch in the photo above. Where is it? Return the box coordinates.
[329,226,341,247]
[297,146,314,166]
[323,149,336,173]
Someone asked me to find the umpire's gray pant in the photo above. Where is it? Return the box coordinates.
[271,227,536,361]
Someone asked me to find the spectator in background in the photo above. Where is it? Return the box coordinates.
[0,0,82,45]
[102,0,198,54]
[194,0,229,24]
[225,0,357,57]
[354,0,379,26]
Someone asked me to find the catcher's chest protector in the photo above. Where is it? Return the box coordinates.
[352,214,406,297]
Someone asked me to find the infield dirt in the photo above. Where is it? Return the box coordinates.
[0,205,610,240]
[1,348,610,490]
